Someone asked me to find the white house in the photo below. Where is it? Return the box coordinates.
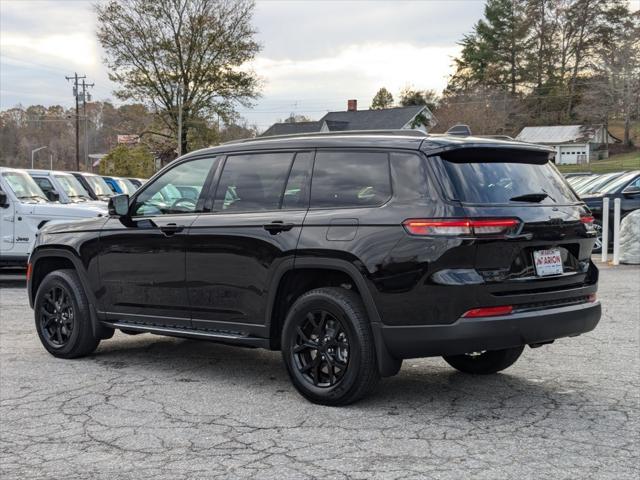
[515,124,620,165]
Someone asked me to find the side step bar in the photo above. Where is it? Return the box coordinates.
[107,322,270,349]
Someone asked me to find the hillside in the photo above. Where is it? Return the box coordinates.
[557,150,640,174]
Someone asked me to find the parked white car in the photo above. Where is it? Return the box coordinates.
[0,167,107,267]
[27,169,108,208]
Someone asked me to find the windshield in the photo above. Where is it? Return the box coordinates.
[2,171,48,202]
[438,156,579,205]
[84,174,113,197]
[576,172,624,195]
[598,172,640,194]
[54,174,91,201]
[116,178,137,195]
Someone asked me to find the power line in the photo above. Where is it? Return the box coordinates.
[65,73,93,171]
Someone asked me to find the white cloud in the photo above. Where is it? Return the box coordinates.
[2,33,98,67]
[252,43,461,99]
[0,0,474,128]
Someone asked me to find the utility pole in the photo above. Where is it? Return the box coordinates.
[176,84,183,157]
[66,73,86,171]
[80,79,94,171]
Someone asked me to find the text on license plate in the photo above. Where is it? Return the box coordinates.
[533,248,563,276]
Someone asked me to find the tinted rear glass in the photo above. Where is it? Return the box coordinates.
[438,153,579,204]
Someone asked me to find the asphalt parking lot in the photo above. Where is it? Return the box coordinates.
[0,263,638,479]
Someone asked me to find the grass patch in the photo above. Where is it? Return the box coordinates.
[557,151,640,174]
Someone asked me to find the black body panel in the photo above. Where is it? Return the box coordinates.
[27,132,601,370]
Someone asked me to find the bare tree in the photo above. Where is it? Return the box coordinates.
[96,0,261,154]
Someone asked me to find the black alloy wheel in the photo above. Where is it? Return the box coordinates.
[34,269,101,358]
[39,285,75,348]
[282,287,379,406]
[292,310,350,388]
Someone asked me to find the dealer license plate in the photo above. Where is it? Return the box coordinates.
[533,248,563,276]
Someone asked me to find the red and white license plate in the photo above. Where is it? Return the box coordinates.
[533,248,564,276]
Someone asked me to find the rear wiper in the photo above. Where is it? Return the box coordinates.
[509,193,550,203]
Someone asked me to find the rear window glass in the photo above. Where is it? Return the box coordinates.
[438,153,579,204]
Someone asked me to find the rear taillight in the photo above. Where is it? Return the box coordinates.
[462,305,513,318]
[580,215,595,233]
[403,218,520,237]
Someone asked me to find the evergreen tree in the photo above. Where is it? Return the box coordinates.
[370,88,394,109]
[450,0,531,94]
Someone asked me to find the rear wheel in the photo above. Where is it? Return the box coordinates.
[281,287,379,406]
[592,219,612,254]
[34,269,100,359]
[443,345,524,374]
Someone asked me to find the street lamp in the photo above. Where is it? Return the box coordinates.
[31,146,48,169]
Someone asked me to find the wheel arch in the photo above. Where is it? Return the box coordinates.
[266,257,402,377]
[28,247,112,340]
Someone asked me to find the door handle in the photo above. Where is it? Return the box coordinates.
[263,221,294,235]
[159,223,184,236]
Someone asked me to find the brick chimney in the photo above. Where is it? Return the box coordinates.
[347,99,357,112]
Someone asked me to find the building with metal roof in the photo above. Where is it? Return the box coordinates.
[516,124,620,164]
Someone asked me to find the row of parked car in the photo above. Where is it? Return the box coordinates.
[0,167,146,266]
[565,170,640,252]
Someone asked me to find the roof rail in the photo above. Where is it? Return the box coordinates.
[221,129,429,145]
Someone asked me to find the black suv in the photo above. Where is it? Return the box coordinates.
[27,131,601,405]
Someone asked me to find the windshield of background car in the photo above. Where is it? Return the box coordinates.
[54,174,91,200]
[436,150,579,205]
[576,172,624,194]
[2,171,48,202]
[599,172,640,194]
[85,175,113,196]
[115,178,137,195]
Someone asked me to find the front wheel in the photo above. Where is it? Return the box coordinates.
[281,287,379,406]
[443,345,524,374]
[34,269,100,359]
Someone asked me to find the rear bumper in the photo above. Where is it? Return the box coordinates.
[381,301,601,359]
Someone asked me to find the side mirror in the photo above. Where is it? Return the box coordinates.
[108,194,130,216]
[622,185,640,197]
[46,190,60,202]
[0,191,8,208]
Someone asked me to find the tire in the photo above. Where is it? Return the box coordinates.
[592,218,613,254]
[443,345,525,375]
[34,269,100,359]
[281,287,380,406]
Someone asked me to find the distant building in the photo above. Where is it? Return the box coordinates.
[516,124,620,164]
[261,99,437,137]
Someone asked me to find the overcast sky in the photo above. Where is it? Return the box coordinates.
[0,0,486,130]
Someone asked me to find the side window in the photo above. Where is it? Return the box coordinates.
[282,151,313,209]
[628,177,640,189]
[213,152,294,212]
[132,157,215,216]
[310,151,391,208]
[390,151,432,201]
[34,177,55,195]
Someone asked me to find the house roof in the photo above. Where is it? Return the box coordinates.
[319,105,429,131]
[260,105,436,137]
[515,124,607,144]
[261,121,323,137]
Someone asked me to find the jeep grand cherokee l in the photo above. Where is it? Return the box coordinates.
[27,131,601,405]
